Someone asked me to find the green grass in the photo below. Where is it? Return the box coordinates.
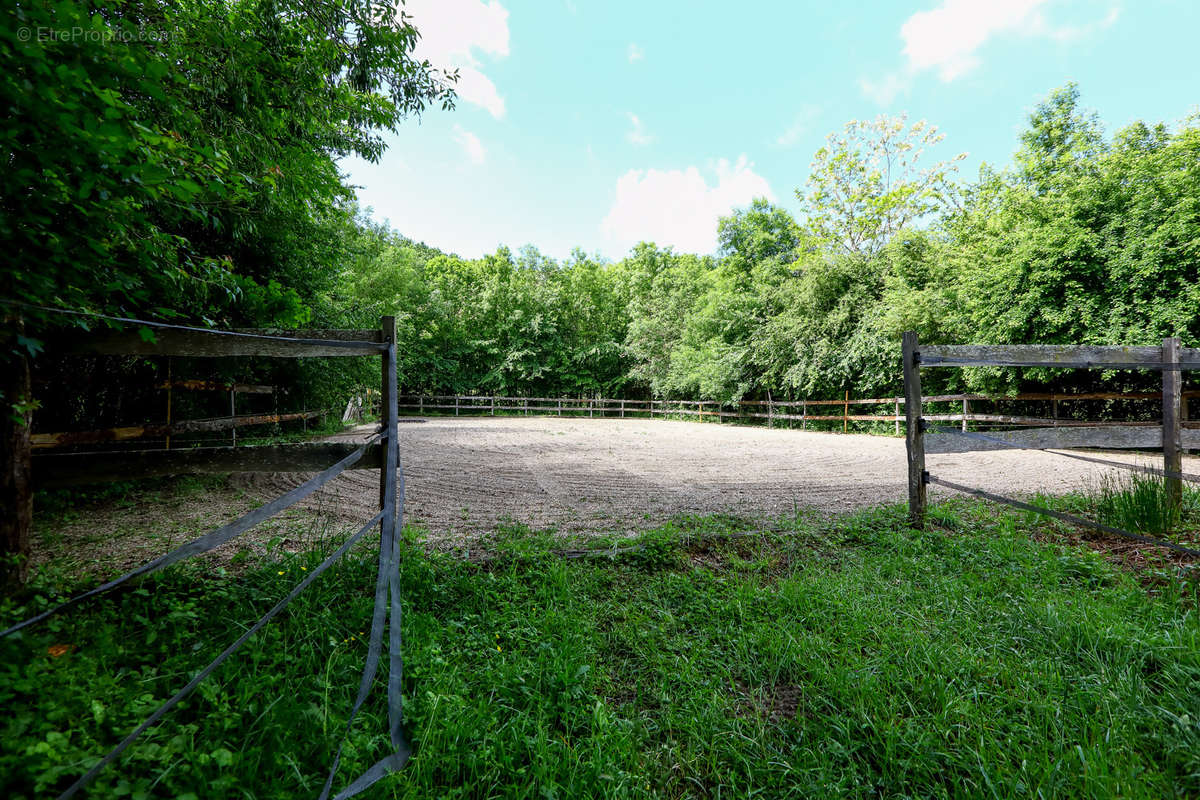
[1090,472,1200,537]
[2,503,1199,799]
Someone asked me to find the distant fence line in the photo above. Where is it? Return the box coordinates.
[387,390,1198,435]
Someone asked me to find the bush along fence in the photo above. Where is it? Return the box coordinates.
[902,331,1200,556]
[384,390,1197,437]
[1,307,409,799]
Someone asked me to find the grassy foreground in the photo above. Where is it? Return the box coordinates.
[2,503,1199,799]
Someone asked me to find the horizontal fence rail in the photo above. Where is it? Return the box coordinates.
[155,380,275,394]
[31,410,326,450]
[926,424,1200,454]
[920,343,1200,370]
[32,441,384,488]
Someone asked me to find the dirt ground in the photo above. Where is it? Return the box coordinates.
[243,416,1190,548]
[38,416,1198,577]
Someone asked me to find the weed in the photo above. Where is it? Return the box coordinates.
[1091,471,1198,535]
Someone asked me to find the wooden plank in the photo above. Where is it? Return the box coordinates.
[397,391,1198,412]
[33,442,384,488]
[921,343,1200,369]
[235,328,383,342]
[998,391,1179,402]
[928,475,1200,557]
[1164,337,1183,511]
[30,410,324,450]
[903,332,926,528]
[927,426,1166,454]
[956,413,1157,427]
[48,327,384,358]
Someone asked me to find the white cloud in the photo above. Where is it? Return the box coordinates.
[625,113,654,147]
[453,124,486,164]
[1042,6,1120,42]
[902,0,1047,82]
[627,42,644,63]
[601,156,774,254]
[775,105,822,148]
[864,0,1119,103]
[404,0,510,118]
[859,72,912,106]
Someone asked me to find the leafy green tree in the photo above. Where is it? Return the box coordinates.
[1014,82,1106,194]
[796,114,965,256]
[620,246,714,397]
[2,0,455,337]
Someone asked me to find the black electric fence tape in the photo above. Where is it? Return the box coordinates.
[0,299,387,351]
[0,432,382,640]
[926,474,1200,557]
[320,341,411,800]
[57,508,388,799]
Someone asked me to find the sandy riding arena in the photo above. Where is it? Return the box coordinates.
[250,417,1186,545]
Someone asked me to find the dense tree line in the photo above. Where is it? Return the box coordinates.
[339,85,1199,402]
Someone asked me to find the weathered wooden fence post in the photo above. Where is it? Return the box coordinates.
[380,316,397,524]
[894,398,900,435]
[1,325,32,591]
[961,397,968,432]
[1163,336,1183,514]
[843,389,849,433]
[230,387,237,448]
[902,331,926,529]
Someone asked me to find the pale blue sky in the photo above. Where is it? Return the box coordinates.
[343,0,1200,260]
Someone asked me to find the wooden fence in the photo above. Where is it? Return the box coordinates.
[389,390,1197,436]
[902,334,1200,530]
[4,313,412,795]
[25,325,393,488]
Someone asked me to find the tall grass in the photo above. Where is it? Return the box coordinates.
[1091,471,1199,535]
